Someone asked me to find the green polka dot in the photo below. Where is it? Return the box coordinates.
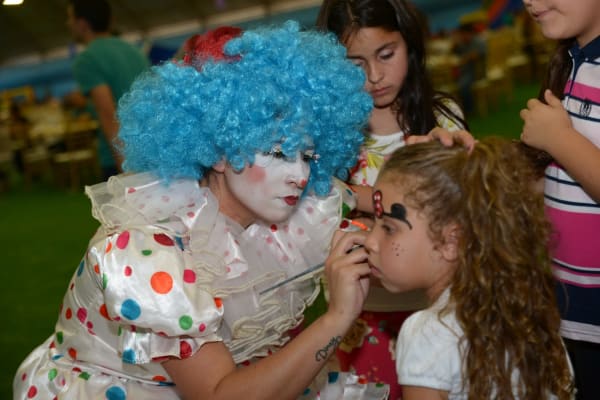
[56,331,63,344]
[142,249,153,256]
[102,274,108,290]
[118,326,122,336]
[179,315,192,330]
[78,371,91,380]
[48,368,57,381]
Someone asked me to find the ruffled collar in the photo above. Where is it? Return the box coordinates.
[86,172,353,363]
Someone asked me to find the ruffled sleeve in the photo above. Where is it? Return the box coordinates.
[86,227,224,364]
[84,173,225,364]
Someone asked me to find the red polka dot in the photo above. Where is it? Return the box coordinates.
[86,321,93,329]
[199,323,206,332]
[27,385,37,398]
[70,282,74,290]
[105,241,112,253]
[187,212,195,218]
[116,231,130,249]
[187,203,195,208]
[68,348,77,360]
[76,307,87,323]
[180,341,192,359]
[183,269,196,283]
[65,308,72,319]
[124,265,132,276]
[21,373,27,381]
[93,264,100,274]
[152,375,167,382]
[339,219,349,229]
[127,187,136,193]
[270,224,278,232]
[150,271,173,294]
[214,297,223,308]
[153,233,174,246]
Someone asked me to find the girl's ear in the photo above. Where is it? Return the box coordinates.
[440,222,460,262]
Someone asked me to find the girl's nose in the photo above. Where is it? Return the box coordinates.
[366,63,383,84]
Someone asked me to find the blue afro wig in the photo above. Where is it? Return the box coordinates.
[117,20,372,196]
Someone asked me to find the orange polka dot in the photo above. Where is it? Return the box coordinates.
[152,375,167,382]
[93,264,100,274]
[214,297,223,308]
[68,348,77,360]
[150,271,173,294]
[99,304,110,320]
[105,241,112,253]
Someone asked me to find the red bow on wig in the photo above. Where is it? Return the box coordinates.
[182,26,243,69]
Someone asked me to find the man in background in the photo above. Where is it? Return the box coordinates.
[66,0,149,179]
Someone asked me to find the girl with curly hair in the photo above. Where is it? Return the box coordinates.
[326,137,574,399]
[13,21,391,399]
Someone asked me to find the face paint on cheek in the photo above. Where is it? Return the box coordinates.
[246,165,266,183]
[372,190,413,229]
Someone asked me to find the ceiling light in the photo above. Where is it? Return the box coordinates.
[3,0,24,5]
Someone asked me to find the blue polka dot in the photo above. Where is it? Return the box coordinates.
[328,371,339,383]
[302,388,311,396]
[105,386,126,400]
[120,299,141,320]
[77,260,85,276]
[175,236,184,250]
[122,348,136,364]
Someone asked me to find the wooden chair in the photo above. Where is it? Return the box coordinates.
[52,124,101,191]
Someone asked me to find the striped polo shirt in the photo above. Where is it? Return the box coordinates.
[546,35,600,343]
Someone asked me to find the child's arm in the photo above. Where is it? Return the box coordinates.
[402,386,449,400]
[163,231,371,400]
[521,89,600,202]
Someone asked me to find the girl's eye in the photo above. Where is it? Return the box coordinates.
[350,59,365,68]
[380,51,394,61]
[382,223,395,234]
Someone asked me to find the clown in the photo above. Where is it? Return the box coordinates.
[13,21,390,399]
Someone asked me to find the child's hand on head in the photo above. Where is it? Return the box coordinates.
[406,127,476,152]
[520,89,573,154]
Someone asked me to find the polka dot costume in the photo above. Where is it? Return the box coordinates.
[13,173,389,400]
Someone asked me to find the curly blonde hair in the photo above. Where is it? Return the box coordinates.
[378,137,573,399]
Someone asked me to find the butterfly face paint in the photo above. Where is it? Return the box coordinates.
[372,189,412,229]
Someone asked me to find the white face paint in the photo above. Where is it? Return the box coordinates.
[224,150,312,225]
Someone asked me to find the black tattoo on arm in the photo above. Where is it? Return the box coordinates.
[315,336,342,362]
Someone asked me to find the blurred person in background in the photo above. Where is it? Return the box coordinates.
[66,0,149,180]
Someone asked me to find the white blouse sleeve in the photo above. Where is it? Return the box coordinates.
[87,227,224,363]
[395,309,465,395]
